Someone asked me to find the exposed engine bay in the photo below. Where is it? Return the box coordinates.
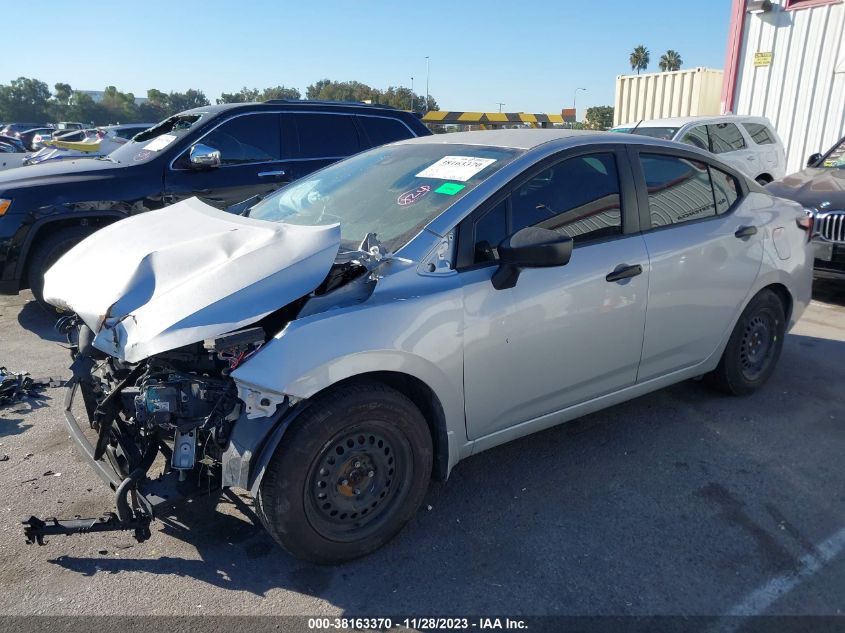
[23,251,378,546]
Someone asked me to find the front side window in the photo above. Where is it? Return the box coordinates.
[743,123,775,145]
[248,143,522,253]
[708,123,746,153]
[200,113,281,165]
[297,113,362,158]
[511,153,623,242]
[680,126,710,151]
[640,154,716,227]
[110,113,206,164]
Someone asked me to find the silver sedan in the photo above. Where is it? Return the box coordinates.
[38,129,813,563]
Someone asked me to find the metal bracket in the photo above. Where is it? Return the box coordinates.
[22,512,152,546]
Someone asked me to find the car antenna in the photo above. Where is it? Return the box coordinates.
[631,119,644,133]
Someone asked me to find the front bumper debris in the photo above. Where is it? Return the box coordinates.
[23,513,152,545]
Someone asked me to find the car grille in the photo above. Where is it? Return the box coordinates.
[816,211,845,243]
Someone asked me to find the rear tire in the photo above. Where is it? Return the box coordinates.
[27,226,94,312]
[706,289,786,395]
[257,380,433,564]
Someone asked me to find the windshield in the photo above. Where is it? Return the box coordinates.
[108,113,205,164]
[820,138,845,168]
[248,143,522,253]
[630,127,680,140]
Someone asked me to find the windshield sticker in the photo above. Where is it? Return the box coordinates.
[416,156,497,182]
[397,185,431,206]
[143,133,177,152]
[434,182,466,196]
[133,150,153,162]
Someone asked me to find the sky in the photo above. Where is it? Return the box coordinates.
[3,0,732,116]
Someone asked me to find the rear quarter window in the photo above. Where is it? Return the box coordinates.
[742,122,775,145]
[358,116,414,147]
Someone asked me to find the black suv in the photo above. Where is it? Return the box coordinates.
[0,101,430,307]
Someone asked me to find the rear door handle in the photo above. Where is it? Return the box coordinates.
[735,225,758,239]
[606,264,643,283]
[258,169,286,178]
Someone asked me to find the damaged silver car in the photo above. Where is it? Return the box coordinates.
[24,130,813,563]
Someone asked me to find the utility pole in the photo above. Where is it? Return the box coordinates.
[411,77,415,111]
[425,56,430,112]
[496,102,505,113]
[573,87,587,125]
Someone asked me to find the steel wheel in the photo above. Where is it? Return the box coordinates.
[304,422,413,542]
[739,312,776,381]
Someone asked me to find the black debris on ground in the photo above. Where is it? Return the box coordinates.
[0,366,62,409]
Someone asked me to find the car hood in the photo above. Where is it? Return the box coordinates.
[767,168,845,208]
[0,155,120,189]
[42,197,341,363]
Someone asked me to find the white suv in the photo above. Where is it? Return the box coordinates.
[612,115,786,185]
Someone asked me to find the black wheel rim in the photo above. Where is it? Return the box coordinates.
[739,311,777,381]
[304,422,413,542]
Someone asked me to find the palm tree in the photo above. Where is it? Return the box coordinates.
[630,45,650,75]
[659,50,683,72]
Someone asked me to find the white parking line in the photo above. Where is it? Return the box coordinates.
[714,525,845,627]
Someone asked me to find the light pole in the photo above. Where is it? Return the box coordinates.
[496,102,505,113]
[573,87,586,124]
[425,56,430,112]
[411,77,415,111]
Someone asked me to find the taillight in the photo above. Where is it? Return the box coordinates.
[797,211,814,241]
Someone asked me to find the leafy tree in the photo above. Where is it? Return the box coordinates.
[100,85,140,123]
[305,79,438,111]
[166,89,210,113]
[659,50,683,72]
[66,91,102,125]
[0,77,52,121]
[261,85,300,101]
[139,89,169,122]
[217,87,260,104]
[629,45,650,75]
[53,83,73,106]
[584,106,615,131]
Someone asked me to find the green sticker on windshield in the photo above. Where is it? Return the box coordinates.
[435,182,466,196]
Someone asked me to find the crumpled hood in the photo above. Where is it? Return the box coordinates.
[767,168,845,208]
[43,197,340,363]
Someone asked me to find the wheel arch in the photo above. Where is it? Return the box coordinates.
[17,210,125,289]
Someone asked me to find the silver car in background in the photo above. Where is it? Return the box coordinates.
[30,129,813,563]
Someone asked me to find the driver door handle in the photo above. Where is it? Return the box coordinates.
[734,225,758,239]
[258,169,286,178]
[606,264,643,283]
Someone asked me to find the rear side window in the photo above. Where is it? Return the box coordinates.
[358,116,413,147]
[202,113,282,165]
[640,155,743,227]
[743,122,775,145]
[707,123,746,153]
[296,113,362,158]
[640,154,716,227]
[680,126,709,151]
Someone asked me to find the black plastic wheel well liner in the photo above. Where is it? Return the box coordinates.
[762,283,793,324]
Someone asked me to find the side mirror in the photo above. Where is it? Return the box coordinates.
[189,143,221,169]
[807,152,823,168]
[491,227,573,290]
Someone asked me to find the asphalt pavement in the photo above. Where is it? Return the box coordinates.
[0,284,844,618]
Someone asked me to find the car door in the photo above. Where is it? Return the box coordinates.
[164,112,291,208]
[460,148,650,440]
[631,149,764,382]
[707,122,759,179]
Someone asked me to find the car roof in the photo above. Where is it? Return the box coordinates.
[615,114,772,129]
[178,100,410,117]
[396,128,673,150]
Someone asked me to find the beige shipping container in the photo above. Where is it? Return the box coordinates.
[614,67,724,127]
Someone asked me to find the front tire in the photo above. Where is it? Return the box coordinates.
[707,289,786,395]
[257,380,433,564]
[27,226,94,312]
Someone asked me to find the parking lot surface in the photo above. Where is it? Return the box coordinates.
[0,284,844,617]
